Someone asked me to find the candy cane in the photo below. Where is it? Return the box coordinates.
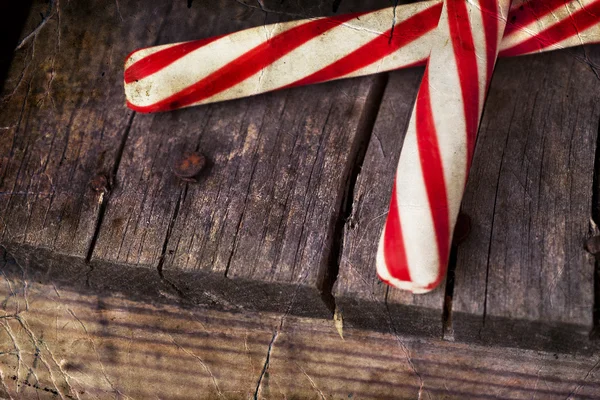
[125,0,600,113]
[376,0,513,293]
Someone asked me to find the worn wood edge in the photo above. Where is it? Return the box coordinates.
[1,249,600,399]
[5,243,597,356]
[451,311,597,356]
[335,294,444,338]
[2,244,333,318]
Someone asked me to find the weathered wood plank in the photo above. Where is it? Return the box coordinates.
[1,249,599,400]
[161,76,386,317]
[450,46,600,353]
[91,0,391,317]
[332,67,447,337]
[0,0,169,259]
[88,0,274,288]
[2,0,598,356]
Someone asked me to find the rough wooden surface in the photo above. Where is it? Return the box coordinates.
[332,68,447,338]
[0,250,599,400]
[0,0,167,259]
[88,0,391,317]
[0,0,389,317]
[2,0,600,357]
[450,46,600,353]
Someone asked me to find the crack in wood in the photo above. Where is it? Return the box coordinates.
[156,186,188,300]
[85,111,136,285]
[14,0,54,52]
[480,102,517,333]
[319,73,388,314]
[253,329,278,400]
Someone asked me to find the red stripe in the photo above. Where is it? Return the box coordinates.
[415,68,450,285]
[503,0,569,37]
[447,0,480,169]
[124,36,226,84]
[280,3,443,89]
[500,0,600,57]
[127,12,367,113]
[382,183,412,283]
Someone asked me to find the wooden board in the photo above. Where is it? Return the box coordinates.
[89,0,391,318]
[332,68,448,338]
[0,0,394,317]
[0,0,171,260]
[2,0,600,356]
[0,249,599,400]
[449,46,600,354]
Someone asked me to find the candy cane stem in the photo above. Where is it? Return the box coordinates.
[376,0,513,293]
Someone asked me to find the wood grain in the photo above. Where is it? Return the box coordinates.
[0,249,599,400]
[0,0,168,259]
[450,46,600,353]
[2,0,600,356]
[90,0,392,317]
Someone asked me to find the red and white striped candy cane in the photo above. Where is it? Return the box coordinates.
[376,0,512,293]
[124,0,600,113]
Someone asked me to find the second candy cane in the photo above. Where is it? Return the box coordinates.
[124,0,600,112]
[377,0,512,292]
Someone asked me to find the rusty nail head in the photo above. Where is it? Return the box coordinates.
[90,174,110,193]
[172,151,206,182]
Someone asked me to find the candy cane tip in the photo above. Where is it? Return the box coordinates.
[376,250,446,293]
[376,236,442,293]
[377,269,440,293]
[125,99,153,113]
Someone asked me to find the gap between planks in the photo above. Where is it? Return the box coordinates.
[321,73,389,313]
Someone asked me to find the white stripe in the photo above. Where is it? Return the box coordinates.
[125,18,303,107]
[427,14,467,247]
[500,0,594,52]
[341,30,437,80]
[395,120,441,288]
[194,8,395,105]
[466,3,489,115]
